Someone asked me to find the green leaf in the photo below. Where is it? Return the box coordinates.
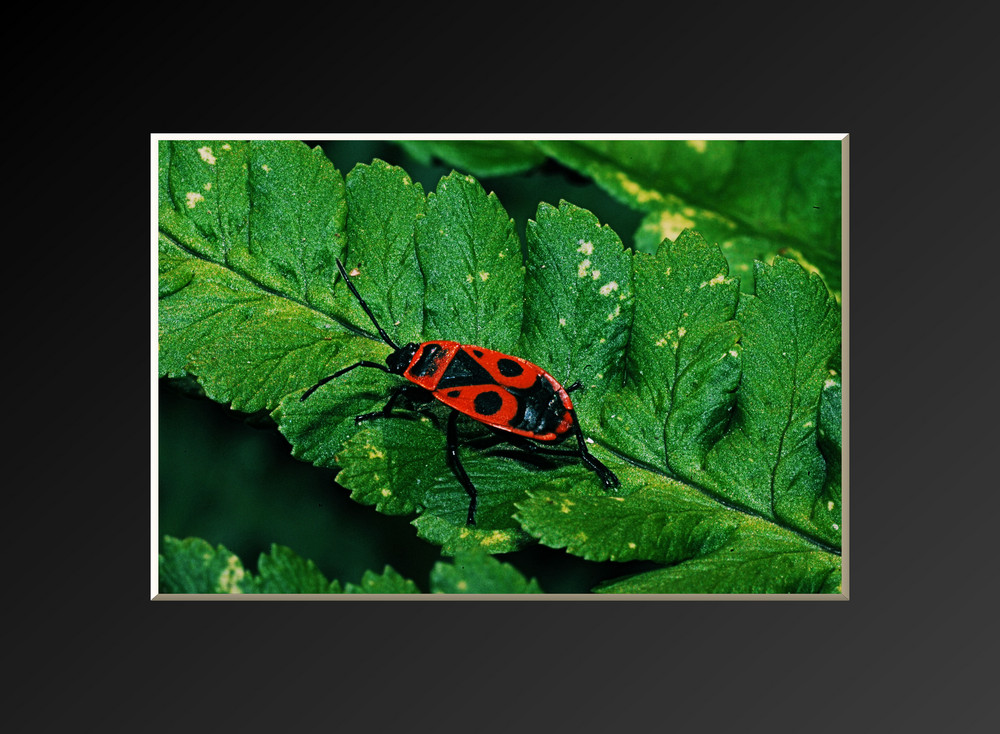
[256,544,341,593]
[429,550,543,593]
[538,140,842,294]
[344,566,421,594]
[416,171,523,351]
[673,257,842,546]
[515,471,841,594]
[159,536,258,593]
[398,140,547,177]
[518,200,634,403]
[159,536,549,594]
[340,160,426,345]
[158,140,351,412]
[159,140,346,310]
[599,230,740,471]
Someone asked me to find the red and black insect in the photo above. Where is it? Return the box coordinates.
[301,258,620,525]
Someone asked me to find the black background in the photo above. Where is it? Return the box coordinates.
[15,5,993,731]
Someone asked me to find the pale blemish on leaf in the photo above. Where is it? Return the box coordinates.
[479,271,489,281]
[381,488,391,497]
[456,580,468,591]
[824,378,838,389]
[559,318,567,327]
[677,326,687,338]
[218,555,245,592]
[261,164,271,173]
[560,499,574,514]
[578,258,591,278]
[827,501,835,511]
[628,541,637,549]
[367,445,385,459]
[591,270,601,280]
[221,143,232,151]
[607,305,621,321]
[480,530,513,547]
[655,209,696,241]
[203,182,212,191]
[599,281,619,297]
[198,146,217,165]
[615,172,664,205]
[686,140,707,153]
[466,274,474,283]
[577,240,594,256]
[185,192,205,208]
[728,349,739,358]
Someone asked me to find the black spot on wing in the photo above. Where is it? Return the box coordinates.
[496,358,524,377]
[473,390,504,416]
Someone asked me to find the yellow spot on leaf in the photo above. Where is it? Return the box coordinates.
[218,555,245,592]
[615,172,663,204]
[559,318,567,327]
[479,271,489,281]
[185,192,205,208]
[599,281,619,297]
[381,488,391,497]
[828,500,835,511]
[198,146,217,165]
[480,530,511,547]
[578,258,591,278]
[655,210,697,241]
[687,140,707,153]
[261,164,271,172]
[577,240,594,256]
[628,541,637,549]
[607,305,621,321]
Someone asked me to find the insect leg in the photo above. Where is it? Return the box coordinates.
[354,384,431,424]
[567,408,620,489]
[300,361,389,401]
[446,410,478,526]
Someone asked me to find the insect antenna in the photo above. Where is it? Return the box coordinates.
[336,258,400,351]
